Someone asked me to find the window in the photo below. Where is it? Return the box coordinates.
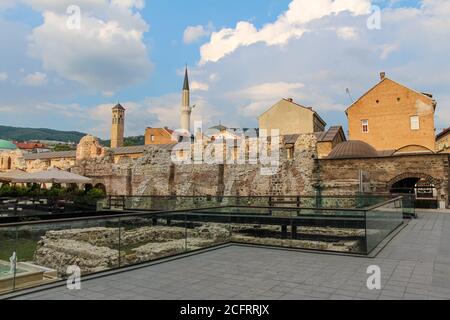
[287,146,294,160]
[410,116,420,130]
[151,135,155,142]
[362,120,369,133]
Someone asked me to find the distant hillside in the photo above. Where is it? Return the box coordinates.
[0,125,146,147]
[100,136,145,147]
[0,125,86,143]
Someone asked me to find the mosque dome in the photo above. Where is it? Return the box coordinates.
[327,140,379,159]
[0,140,17,151]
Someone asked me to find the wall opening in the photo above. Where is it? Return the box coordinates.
[390,175,437,209]
[94,183,106,193]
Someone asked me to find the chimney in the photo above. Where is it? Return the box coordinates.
[380,72,386,80]
[286,98,293,102]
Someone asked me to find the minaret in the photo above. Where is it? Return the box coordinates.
[180,67,191,132]
[111,103,125,148]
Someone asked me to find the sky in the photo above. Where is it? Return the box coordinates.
[0,0,449,139]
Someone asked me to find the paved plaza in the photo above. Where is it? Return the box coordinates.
[9,211,450,300]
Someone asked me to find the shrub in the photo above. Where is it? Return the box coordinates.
[86,188,106,199]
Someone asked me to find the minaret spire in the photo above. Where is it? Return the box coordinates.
[183,66,189,91]
[180,65,191,132]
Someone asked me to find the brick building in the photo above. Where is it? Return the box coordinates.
[144,127,175,145]
[346,73,437,153]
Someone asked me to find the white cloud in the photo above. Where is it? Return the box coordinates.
[233,82,304,101]
[86,92,222,138]
[209,73,219,82]
[0,72,8,81]
[183,24,213,44]
[181,0,450,130]
[102,90,115,97]
[191,81,209,91]
[0,106,14,112]
[199,0,371,64]
[231,82,305,118]
[21,72,47,86]
[379,43,399,59]
[25,0,151,91]
[336,26,358,40]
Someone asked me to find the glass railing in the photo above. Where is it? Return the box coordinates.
[0,209,221,295]
[0,196,105,218]
[365,197,404,254]
[112,194,402,211]
[0,196,407,296]
[192,206,367,254]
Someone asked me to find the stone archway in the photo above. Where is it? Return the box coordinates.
[387,172,439,209]
[387,172,437,191]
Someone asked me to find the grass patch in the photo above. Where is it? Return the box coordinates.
[0,239,38,262]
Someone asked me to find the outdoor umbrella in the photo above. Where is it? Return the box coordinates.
[0,170,27,182]
[11,168,92,184]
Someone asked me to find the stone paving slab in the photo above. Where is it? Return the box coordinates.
[8,212,450,300]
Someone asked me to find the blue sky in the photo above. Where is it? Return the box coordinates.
[1,0,449,139]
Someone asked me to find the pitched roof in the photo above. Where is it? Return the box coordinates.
[112,103,125,111]
[315,126,346,142]
[345,77,436,116]
[23,143,178,160]
[437,127,450,140]
[209,124,228,131]
[14,142,47,150]
[146,127,174,136]
[257,98,327,127]
[112,143,177,155]
[111,145,147,155]
[24,150,76,160]
[283,134,300,144]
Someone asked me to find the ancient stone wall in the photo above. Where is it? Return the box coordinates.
[318,154,450,203]
[0,150,26,171]
[69,134,450,206]
[72,134,320,197]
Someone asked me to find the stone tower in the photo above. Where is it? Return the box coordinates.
[180,67,191,132]
[111,103,125,148]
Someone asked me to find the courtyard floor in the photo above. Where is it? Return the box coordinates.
[8,211,450,300]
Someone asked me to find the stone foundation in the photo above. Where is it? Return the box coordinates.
[33,223,365,275]
[33,224,232,276]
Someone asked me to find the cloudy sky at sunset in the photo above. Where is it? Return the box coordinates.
[0,0,449,138]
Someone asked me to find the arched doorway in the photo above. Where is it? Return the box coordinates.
[388,173,437,209]
[94,183,106,194]
[7,157,12,170]
[85,183,93,192]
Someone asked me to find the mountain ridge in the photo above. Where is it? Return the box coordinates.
[0,125,145,146]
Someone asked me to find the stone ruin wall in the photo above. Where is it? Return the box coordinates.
[72,134,320,197]
[70,133,450,204]
[318,154,450,204]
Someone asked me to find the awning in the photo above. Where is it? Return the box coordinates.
[11,168,92,184]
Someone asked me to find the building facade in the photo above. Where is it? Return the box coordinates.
[346,73,437,153]
[258,98,326,136]
[436,127,450,153]
[315,126,347,159]
[145,127,174,145]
